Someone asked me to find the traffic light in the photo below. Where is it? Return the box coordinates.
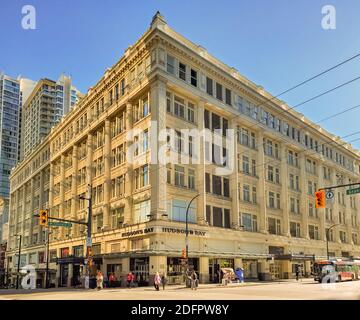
[181,248,187,259]
[315,190,326,208]
[39,209,48,226]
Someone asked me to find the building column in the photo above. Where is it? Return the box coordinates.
[21,185,26,237]
[149,255,167,285]
[49,162,54,212]
[29,178,35,245]
[281,144,290,236]
[103,119,112,231]
[234,258,243,269]
[196,100,206,225]
[257,132,267,233]
[299,154,309,239]
[258,259,271,281]
[304,260,311,277]
[150,77,167,220]
[55,261,60,288]
[282,260,292,279]
[121,257,130,287]
[330,170,341,243]
[317,163,326,241]
[124,102,133,225]
[344,178,353,245]
[38,171,45,244]
[86,133,94,233]
[229,119,240,229]
[59,154,66,239]
[67,263,73,287]
[199,256,209,283]
[71,146,78,237]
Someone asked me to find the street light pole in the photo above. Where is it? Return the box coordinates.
[326,224,338,261]
[16,234,22,289]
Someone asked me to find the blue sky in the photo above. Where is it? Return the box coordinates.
[1,0,360,148]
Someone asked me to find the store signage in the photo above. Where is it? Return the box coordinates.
[120,226,206,238]
[121,227,154,238]
[161,227,206,237]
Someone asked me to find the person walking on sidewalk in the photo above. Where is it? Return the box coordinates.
[161,273,168,290]
[96,270,104,290]
[154,272,161,291]
[127,272,134,288]
[190,270,198,290]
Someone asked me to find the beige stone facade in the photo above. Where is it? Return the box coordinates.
[5,13,360,287]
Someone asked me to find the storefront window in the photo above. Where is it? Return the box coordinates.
[60,247,69,258]
[49,250,57,262]
[130,257,149,286]
[73,245,84,257]
[167,257,198,276]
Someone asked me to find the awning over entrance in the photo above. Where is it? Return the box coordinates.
[35,268,57,273]
[274,254,316,261]
[56,256,84,265]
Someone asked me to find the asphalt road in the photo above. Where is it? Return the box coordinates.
[0,279,359,300]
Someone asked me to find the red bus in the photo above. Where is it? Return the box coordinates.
[314,260,360,283]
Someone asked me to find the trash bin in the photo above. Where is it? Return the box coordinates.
[235,268,244,283]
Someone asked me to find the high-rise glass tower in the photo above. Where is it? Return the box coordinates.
[0,74,21,198]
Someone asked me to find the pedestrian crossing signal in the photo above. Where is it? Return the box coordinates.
[39,209,48,226]
[181,249,186,258]
[315,190,326,208]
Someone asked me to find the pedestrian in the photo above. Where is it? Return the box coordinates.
[190,270,198,290]
[96,270,103,290]
[161,273,168,290]
[109,272,116,288]
[127,272,134,288]
[154,272,161,291]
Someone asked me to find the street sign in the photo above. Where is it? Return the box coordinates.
[326,191,334,199]
[86,237,92,247]
[326,191,334,203]
[346,187,360,195]
[48,221,72,228]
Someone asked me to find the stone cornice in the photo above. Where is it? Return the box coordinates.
[148,27,360,159]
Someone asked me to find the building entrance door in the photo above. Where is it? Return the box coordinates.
[270,262,282,280]
[130,257,149,286]
[208,259,234,283]
[59,264,68,287]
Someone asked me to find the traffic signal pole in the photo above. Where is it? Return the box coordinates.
[318,182,360,191]
[35,185,92,289]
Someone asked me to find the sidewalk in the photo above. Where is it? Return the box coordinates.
[0,278,315,295]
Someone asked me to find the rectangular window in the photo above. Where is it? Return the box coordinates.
[167,55,175,74]
[205,172,211,193]
[188,169,195,189]
[171,199,196,223]
[179,62,186,81]
[213,207,223,227]
[225,88,232,106]
[206,77,213,96]
[174,165,185,187]
[212,175,222,195]
[216,83,223,101]
[190,69,197,87]
[290,222,301,238]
